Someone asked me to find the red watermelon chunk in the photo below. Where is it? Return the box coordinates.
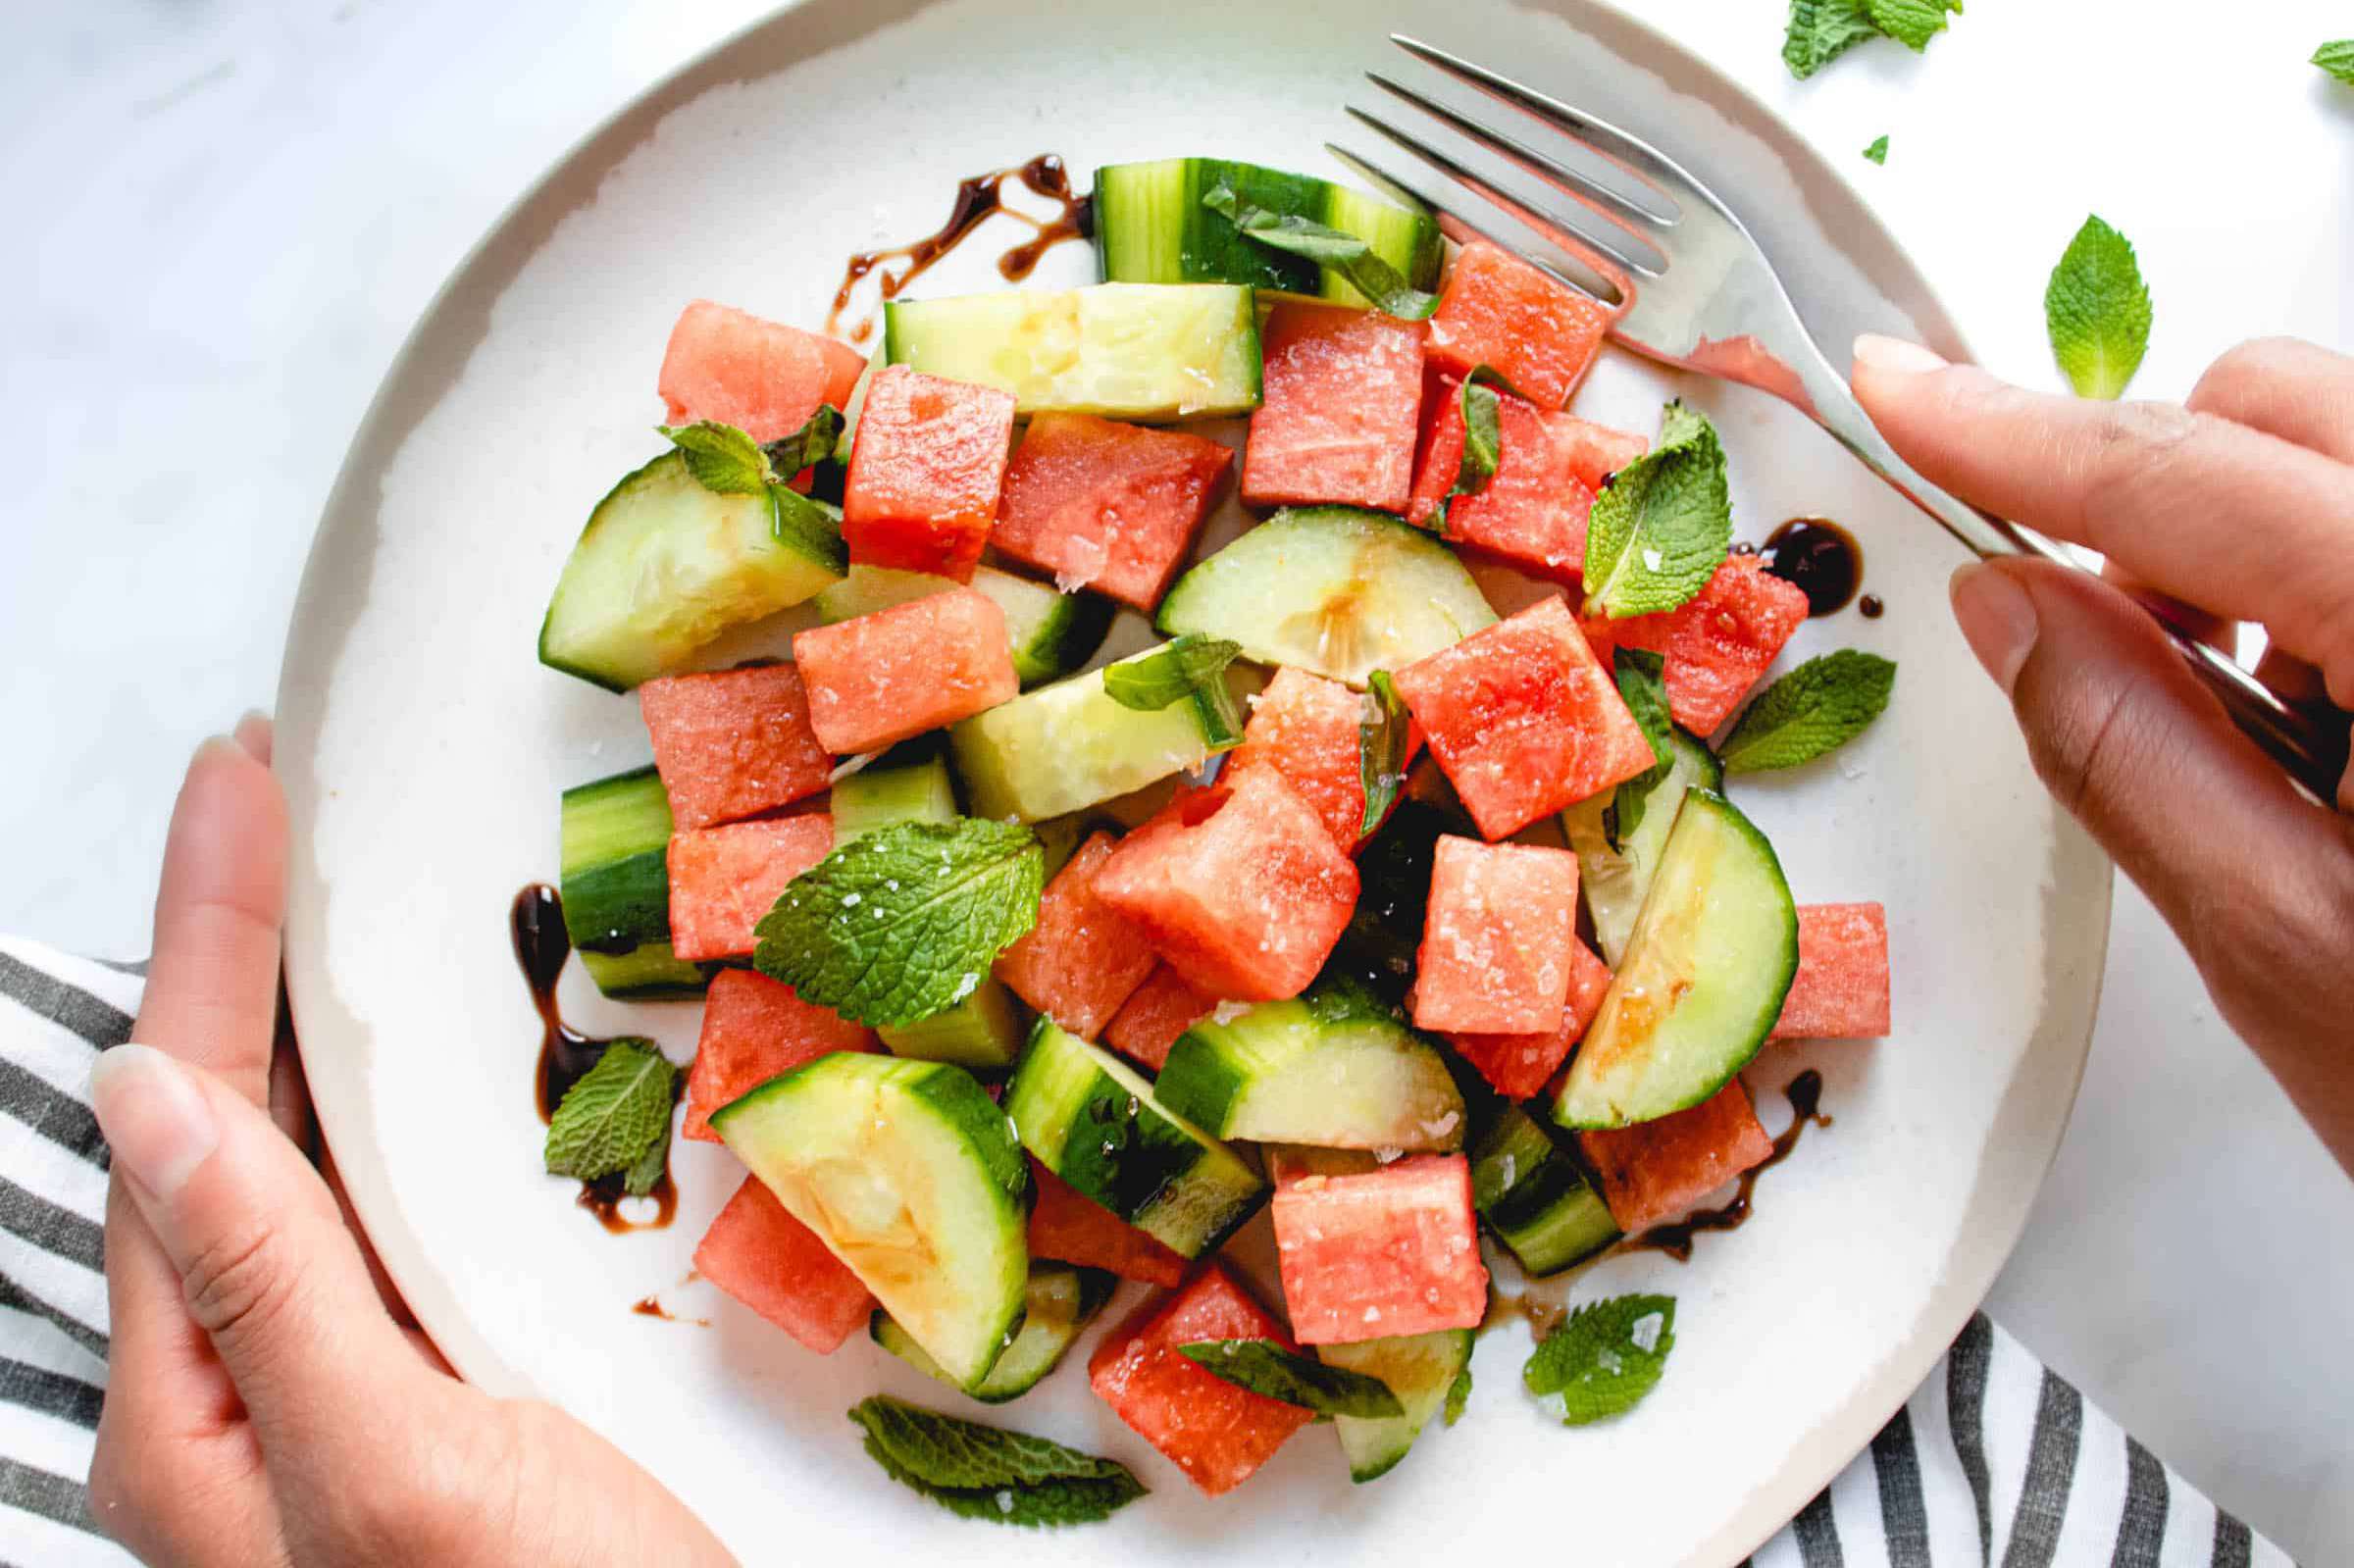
[1412,835,1583,1035]
[657,300,866,445]
[992,412,1231,610]
[842,365,1015,582]
[1577,1078,1773,1234]
[1392,596,1657,839]
[1441,934,1612,1099]
[1407,377,1599,580]
[638,663,833,831]
[693,1175,874,1353]
[1093,766,1358,1002]
[1027,1159,1188,1289]
[1555,419,1650,492]
[1241,301,1426,513]
[1772,902,1891,1040]
[1089,1262,1313,1495]
[1102,963,1217,1072]
[1270,1152,1487,1345]
[1426,241,1611,409]
[683,969,876,1141]
[994,830,1159,1038]
[792,587,1018,753]
[1220,666,1419,853]
[666,814,833,963]
[1592,556,1810,735]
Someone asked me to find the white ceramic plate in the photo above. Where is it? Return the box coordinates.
[277,2,2110,1562]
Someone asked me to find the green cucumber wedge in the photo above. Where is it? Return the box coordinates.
[1006,1018,1267,1258]
[872,1261,1116,1404]
[1553,790,1798,1131]
[1317,1330,1473,1483]
[1155,980,1465,1151]
[538,450,847,691]
[884,282,1261,420]
[710,1054,1029,1391]
[1563,727,1723,967]
[878,976,1027,1072]
[813,563,1113,689]
[831,751,959,844]
[1469,1100,1619,1276]
[1156,507,1496,687]
[557,765,705,999]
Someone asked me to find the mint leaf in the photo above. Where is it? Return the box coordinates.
[1357,670,1412,839]
[1863,135,1890,165]
[848,1396,1145,1527]
[1438,367,1523,532]
[659,420,774,495]
[761,404,845,478]
[1603,650,1674,850]
[1103,634,1243,713]
[1868,0,1958,50]
[1523,1293,1676,1426]
[1444,1364,1473,1427]
[1203,184,1438,319]
[1783,0,1880,78]
[1718,649,1897,773]
[2318,41,2354,84]
[1180,1340,1406,1418]
[754,820,1043,1027]
[1581,402,1732,620]
[2044,215,2152,401]
[543,1039,677,1184]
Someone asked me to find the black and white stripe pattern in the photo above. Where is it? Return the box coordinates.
[0,939,2290,1566]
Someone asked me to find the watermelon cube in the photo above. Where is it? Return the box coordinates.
[658,299,867,445]
[1220,666,1420,853]
[693,1175,874,1353]
[1407,377,1600,579]
[994,830,1159,1038]
[842,365,1016,582]
[666,814,833,963]
[992,412,1231,610]
[1592,556,1810,736]
[1553,419,1650,492]
[1241,301,1426,513]
[1441,935,1612,1100]
[1392,596,1657,839]
[1089,1262,1314,1495]
[638,663,833,831]
[1426,241,1611,409]
[1772,902,1891,1040]
[1576,1078,1773,1234]
[791,587,1018,753]
[1411,835,1583,1035]
[683,969,876,1141]
[1093,765,1358,1002]
[1027,1159,1187,1288]
[1270,1152,1488,1344]
[1102,963,1217,1072]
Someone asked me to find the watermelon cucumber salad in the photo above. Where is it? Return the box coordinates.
[534,155,1899,1520]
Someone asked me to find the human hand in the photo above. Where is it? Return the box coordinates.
[87,717,737,1566]
[1852,335,2354,1176]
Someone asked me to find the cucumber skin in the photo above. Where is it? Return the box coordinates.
[1469,1101,1619,1277]
[1565,728,1723,969]
[558,765,707,999]
[869,1264,1115,1403]
[1319,1330,1473,1483]
[1093,158,1443,301]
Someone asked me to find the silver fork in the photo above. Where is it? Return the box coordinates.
[1341,33,2347,802]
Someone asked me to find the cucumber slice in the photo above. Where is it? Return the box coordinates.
[1563,728,1723,967]
[1006,1018,1267,1258]
[1093,158,1442,308]
[884,283,1261,420]
[831,751,959,844]
[1469,1100,1619,1276]
[557,765,705,999]
[1156,507,1498,687]
[813,564,1113,689]
[537,451,847,691]
[709,1053,1028,1391]
[1156,980,1465,1151]
[1317,1330,1473,1483]
[1553,790,1798,1130]
[949,643,1247,823]
[872,1261,1116,1404]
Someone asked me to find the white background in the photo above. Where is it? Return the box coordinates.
[6,0,2351,1560]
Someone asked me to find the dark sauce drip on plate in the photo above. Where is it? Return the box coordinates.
[1483,1287,1569,1340]
[511,885,677,1234]
[826,154,1092,345]
[1762,519,1864,617]
[1617,1071,1829,1262]
[1860,593,1885,620]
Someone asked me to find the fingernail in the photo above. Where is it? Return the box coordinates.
[231,711,273,764]
[1854,333,1949,376]
[1950,562,2039,695]
[90,1044,220,1203]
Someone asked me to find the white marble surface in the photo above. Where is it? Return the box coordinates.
[6,0,2350,1558]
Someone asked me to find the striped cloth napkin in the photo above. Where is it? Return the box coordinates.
[0,936,2292,1567]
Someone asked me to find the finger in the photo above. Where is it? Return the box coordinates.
[2255,644,2331,711]
[2185,336,2354,465]
[138,731,289,1108]
[2099,561,2233,652]
[1950,559,2354,1170]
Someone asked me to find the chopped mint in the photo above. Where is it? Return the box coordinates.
[1718,650,1898,774]
[1203,184,1438,319]
[1357,671,1413,839]
[1783,0,1958,78]
[659,420,774,495]
[1523,1293,1677,1426]
[2317,41,2354,84]
[1443,1364,1473,1427]
[542,1039,677,1187]
[1868,0,1959,51]
[2044,215,2152,400]
[1863,134,1890,165]
[1581,401,1733,621]
[1179,1340,1406,1419]
[1603,650,1675,849]
[1438,367,1521,531]
[754,819,1043,1027]
[1103,634,1244,715]
[761,403,845,479]
[847,1396,1145,1527]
